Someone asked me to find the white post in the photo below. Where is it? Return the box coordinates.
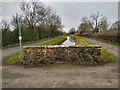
[19,22,22,61]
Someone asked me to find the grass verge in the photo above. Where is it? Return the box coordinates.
[81,36,120,46]
[70,35,93,45]
[4,36,67,65]
[70,35,117,63]
[4,52,20,65]
[37,35,67,46]
[101,49,117,63]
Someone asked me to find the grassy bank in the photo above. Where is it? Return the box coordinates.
[82,36,120,46]
[37,36,67,46]
[4,52,20,65]
[70,35,93,45]
[4,36,67,65]
[70,35,117,63]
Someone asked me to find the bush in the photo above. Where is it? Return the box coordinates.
[80,30,119,44]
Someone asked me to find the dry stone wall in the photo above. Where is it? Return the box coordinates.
[22,45,101,67]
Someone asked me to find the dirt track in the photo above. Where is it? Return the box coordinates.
[2,63,118,88]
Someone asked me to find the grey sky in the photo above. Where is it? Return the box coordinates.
[2,2,118,32]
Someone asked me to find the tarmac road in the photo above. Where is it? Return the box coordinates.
[81,37,118,57]
[1,37,59,61]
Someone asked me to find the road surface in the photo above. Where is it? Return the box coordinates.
[1,37,59,61]
[81,37,118,57]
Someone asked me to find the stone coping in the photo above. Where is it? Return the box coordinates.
[23,45,101,48]
[22,45,102,67]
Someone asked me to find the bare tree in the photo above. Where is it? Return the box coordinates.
[1,20,9,31]
[91,12,103,32]
[78,23,86,34]
[46,12,62,36]
[69,27,76,34]
[20,1,47,27]
[77,17,93,34]
[2,20,11,46]
[110,21,120,30]
[3,1,64,47]
[98,16,109,31]
[20,1,49,39]
[11,13,23,29]
[81,17,93,30]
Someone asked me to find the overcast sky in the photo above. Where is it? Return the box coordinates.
[2,1,118,32]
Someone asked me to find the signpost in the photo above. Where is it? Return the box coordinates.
[19,21,22,61]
